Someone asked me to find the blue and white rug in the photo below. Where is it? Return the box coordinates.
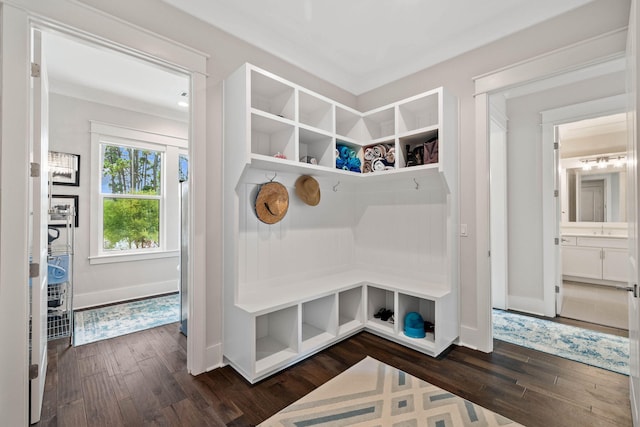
[493,309,629,375]
[74,293,180,346]
[260,356,522,426]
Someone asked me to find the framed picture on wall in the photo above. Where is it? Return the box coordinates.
[49,195,79,228]
[48,151,80,186]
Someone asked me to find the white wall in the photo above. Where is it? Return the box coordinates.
[49,92,188,307]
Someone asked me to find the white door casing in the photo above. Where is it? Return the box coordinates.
[29,27,50,424]
[0,1,209,422]
[626,0,640,423]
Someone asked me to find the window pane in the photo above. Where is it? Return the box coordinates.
[179,154,189,182]
[103,198,160,250]
[102,145,162,195]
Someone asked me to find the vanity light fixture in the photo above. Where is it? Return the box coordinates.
[613,156,626,168]
[597,157,608,169]
[582,159,592,171]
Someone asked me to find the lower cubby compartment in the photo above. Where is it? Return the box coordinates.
[338,287,363,334]
[397,293,436,343]
[255,305,298,372]
[366,285,395,333]
[301,295,337,352]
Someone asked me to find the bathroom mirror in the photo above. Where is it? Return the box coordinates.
[563,164,626,222]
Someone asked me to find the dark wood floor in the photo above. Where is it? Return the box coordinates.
[35,322,631,427]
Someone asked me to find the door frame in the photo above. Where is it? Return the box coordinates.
[472,28,627,352]
[540,94,627,316]
[0,1,208,423]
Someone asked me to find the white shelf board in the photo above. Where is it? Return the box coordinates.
[365,318,395,334]
[248,153,442,186]
[338,319,363,335]
[301,328,335,352]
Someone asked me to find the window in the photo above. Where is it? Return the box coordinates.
[90,122,187,263]
[101,144,162,251]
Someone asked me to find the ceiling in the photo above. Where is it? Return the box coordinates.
[43,31,190,120]
[161,0,595,94]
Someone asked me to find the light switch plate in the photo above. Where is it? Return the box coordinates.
[460,223,468,237]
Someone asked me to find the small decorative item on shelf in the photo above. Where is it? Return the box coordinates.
[423,136,438,164]
[363,143,394,173]
[336,143,361,173]
[254,181,289,224]
[404,312,426,338]
[273,152,287,160]
[300,156,317,165]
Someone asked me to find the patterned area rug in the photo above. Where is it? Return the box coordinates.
[74,293,180,346]
[260,356,522,426]
[493,309,629,375]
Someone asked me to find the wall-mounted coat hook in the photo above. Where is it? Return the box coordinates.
[266,172,277,182]
[333,181,341,192]
[413,178,419,190]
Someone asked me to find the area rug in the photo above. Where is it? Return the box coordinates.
[492,309,629,375]
[259,356,522,426]
[74,293,180,346]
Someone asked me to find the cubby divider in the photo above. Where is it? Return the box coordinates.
[338,287,363,334]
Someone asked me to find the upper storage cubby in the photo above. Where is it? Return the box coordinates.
[299,90,333,133]
[251,70,295,120]
[398,91,439,134]
[224,62,457,184]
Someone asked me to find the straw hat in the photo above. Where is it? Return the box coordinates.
[295,175,321,206]
[255,181,289,224]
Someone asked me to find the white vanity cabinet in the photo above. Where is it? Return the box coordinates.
[561,235,628,285]
[223,63,459,383]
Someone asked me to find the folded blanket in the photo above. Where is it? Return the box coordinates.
[336,143,361,173]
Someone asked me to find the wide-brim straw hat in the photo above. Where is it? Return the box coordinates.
[295,175,321,206]
[255,181,289,224]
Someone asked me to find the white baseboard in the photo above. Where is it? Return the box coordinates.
[507,295,547,317]
[459,324,492,353]
[205,342,223,372]
[74,280,178,309]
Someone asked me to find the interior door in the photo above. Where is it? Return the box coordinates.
[580,180,605,222]
[29,28,50,424]
[626,0,640,423]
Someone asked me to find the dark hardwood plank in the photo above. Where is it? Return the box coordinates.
[81,372,125,427]
[35,322,632,427]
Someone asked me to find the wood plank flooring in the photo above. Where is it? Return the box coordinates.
[36,322,631,426]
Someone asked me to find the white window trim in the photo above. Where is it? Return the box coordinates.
[90,121,187,264]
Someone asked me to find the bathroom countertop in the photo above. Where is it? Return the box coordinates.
[561,233,628,239]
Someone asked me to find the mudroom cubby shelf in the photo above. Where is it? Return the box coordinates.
[223,63,459,383]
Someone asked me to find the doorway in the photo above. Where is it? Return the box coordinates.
[556,113,629,330]
[38,29,190,345]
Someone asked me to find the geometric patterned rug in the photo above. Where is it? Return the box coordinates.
[493,309,629,376]
[259,356,523,426]
[73,293,180,346]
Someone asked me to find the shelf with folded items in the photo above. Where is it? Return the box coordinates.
[397,128,439,169]
[335,140,363,173]
[362,141,396,174]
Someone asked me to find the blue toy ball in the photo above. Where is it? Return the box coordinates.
[404,312,425,338]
